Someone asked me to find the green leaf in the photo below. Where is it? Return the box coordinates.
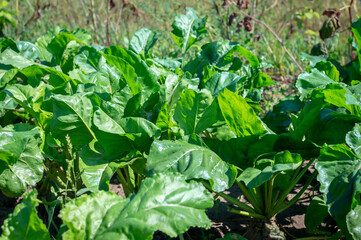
[60,191,122,240]
[60,173,214,239]
[238,151,302,188]
[47,31,90,67]
[238,167,273,188]
[291,98,325,140]
[129,28,158,56]
[0,48,37,70]
[167,72,199,110]
[184,40,259,75]
[300,52,328,67]
[93,106,160,154]
[306,108,361,145]
[315,144,361,234]
[0,124,43,197]
[20,65,72,88]
[346,205,361,240]
[253,72,275,88]
[71,46,121,94]
[51,93,98,149]
[79,147,121,191]
[174,89,217,135]
[147,140,237,192]
[305,196,331,234]
[0,38,18,53]
[295,69,335,100]
[218,88,267,137]
[0,190,50,240]
[171,8,207,54]
[102,46,159,98]
[3,82,51,128]
[346,123,361,157]
[16,41,42,61]
[314,61,340,82]
[204,72,241,96]
[310,83,360,114]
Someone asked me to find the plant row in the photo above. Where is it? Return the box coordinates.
[0,8,361,240]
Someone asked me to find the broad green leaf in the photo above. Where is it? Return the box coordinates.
[171,8,207,53]
[3,82,51,127]
[147,140,237,192]
[60,173,214,239]
[167,72,199,110]
[0,68,18,88]
[184,40,259,75]
[291,99,325,140]
[156,103,172,131]
[238,151,302,188]
[0,38,18,53]
[71,46,121,94]
[0,124,43,197]
[204,72,241,96]
[346,123,361,157]
[79,146,122,191]
[0,190,50,240]
[47,31,88,65]
[314,61,340,82]
[253,71,275,88]
[16,41,41,61]
[218,88,267,137]
[346,205,361,240]
[102,46,159,98]
[51,93,97,149]
[310,83,360,114]
[0,49,72,91]
[306,108,361,145]
[305,196,330,234]
[155,58,181,69]
[0,48,37,70]
[35,26,62,62]
[174,89,217,135]
[60,191,122,240]
[300,52,328,67]
[238,166,273,188]
[93,107,159,154]
[20,65,72,88]
[129,28,158,56]
[315,144,361,233]
[295,69,335,100]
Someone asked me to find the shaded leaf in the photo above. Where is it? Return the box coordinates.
[0,190,50,240]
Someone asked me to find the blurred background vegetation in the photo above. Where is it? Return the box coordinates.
[1,0,359,79]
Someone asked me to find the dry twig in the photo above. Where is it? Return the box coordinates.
[240,10,304,72]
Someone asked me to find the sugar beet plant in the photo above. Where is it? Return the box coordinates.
[1,7,361,239]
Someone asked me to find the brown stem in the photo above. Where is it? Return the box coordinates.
[240,10,304,72]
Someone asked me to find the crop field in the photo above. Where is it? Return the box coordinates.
[1,0,361,239]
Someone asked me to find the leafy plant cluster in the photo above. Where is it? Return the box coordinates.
[0,7,361,240]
